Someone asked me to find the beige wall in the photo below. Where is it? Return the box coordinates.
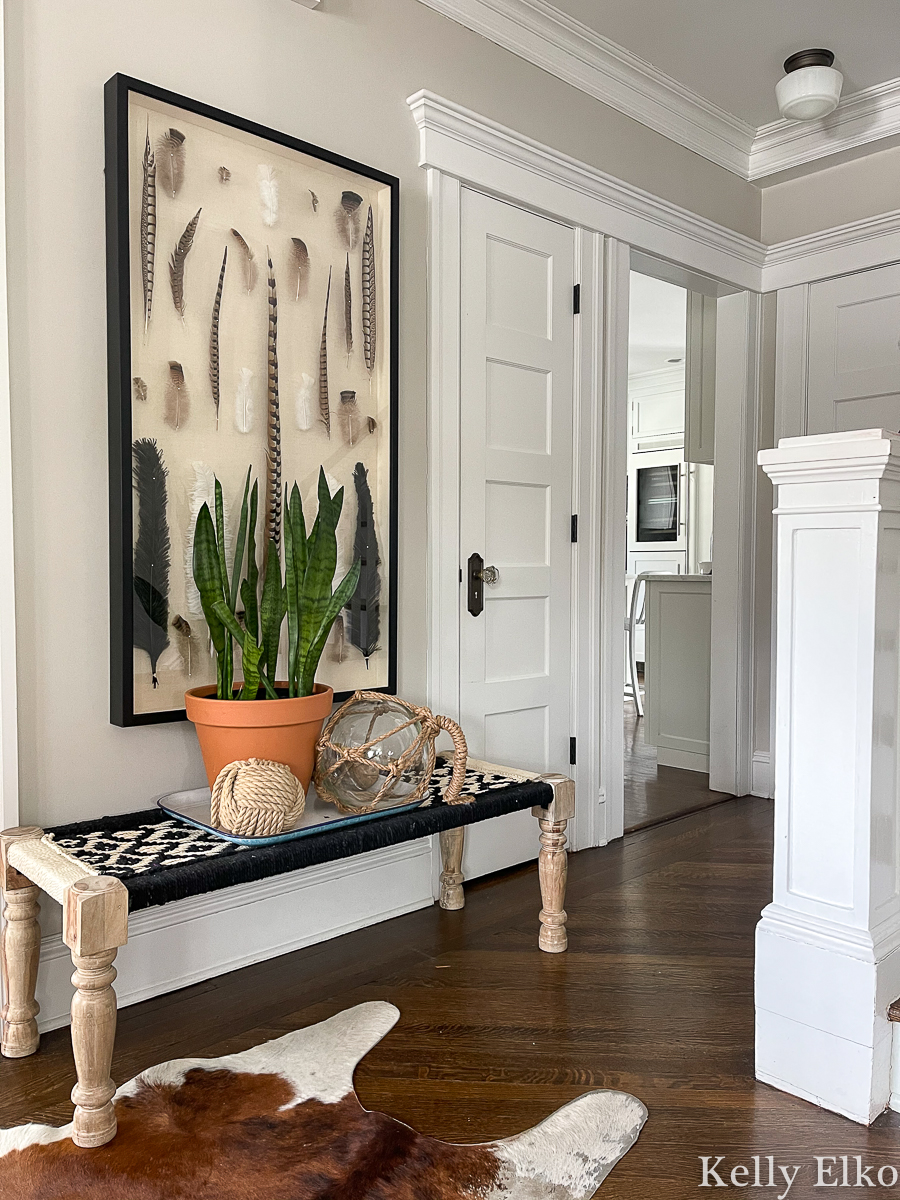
[5,0,761,827]
[761,141,900,244]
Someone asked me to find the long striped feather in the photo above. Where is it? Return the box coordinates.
[318,267,332,437]
[265,253,282,549]
[169,208,201,321]
[362,205,376,375]
[140,127,156,334]
[208,246,227,429]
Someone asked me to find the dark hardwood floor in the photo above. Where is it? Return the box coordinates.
[2,798,899,1198]
[624,695,732,832]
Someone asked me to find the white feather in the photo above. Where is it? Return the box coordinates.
[257,164,278,227]
[184,461,234,615]
[235,367,254,434]
[295,373,314,431]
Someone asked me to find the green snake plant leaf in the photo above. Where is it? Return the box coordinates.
[229,466,252,614]
[192,503,226,653]
[260,537,284,688]
[284,489,301,697]
[298,558,360,696]
[240,480,260,642]
[299,470,342,672]
[209,599,270,701]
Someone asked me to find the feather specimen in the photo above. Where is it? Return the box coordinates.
[230,228,256,294]
[367,415,377,435]
[258,164,278,227]
[209,246,227,429]
[140,127,156,335]
[132,438,170,688]
[295,372,314,432]
[165,361,188,430]
[133,377,147,405]
[336,191,363,251]
[156,128,185,199]
[329,614,346,664]
[362,205,376,376]
[309,189,319,213]
[317,267,333,437]
[344,253,353,362]
[339,390,363,446]
[290,238,309,300]
[346,462,381,665]
[218,166,231,184]
[169,208,201,321]
[171,614,194,676]
[265,252,282,550]
[235,367,254,434]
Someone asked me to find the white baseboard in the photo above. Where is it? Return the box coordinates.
[751,751,773,798]
[656,745,709,772]
[34,839,435,1034]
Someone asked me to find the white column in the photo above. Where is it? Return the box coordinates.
[756,428,900,1124]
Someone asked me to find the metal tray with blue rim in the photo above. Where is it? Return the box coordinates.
[157,784,428,846]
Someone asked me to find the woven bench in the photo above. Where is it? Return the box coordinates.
[0,763,575,1148]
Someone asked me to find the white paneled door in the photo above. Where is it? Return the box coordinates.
[807,263,900,434]
[457,188,575,880]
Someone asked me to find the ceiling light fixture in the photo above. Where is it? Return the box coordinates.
[775,49,843,122]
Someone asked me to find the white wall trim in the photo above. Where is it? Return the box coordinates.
[751,751,773,799]
[414,0,900,186]
[413,0,753,178]
[750,77,900,182]
[35,840,434,1033]
[0,0,18,833]
[762,208,900,291]
[408,90,766,292]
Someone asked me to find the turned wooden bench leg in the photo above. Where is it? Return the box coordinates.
[534,775,576,954]
[63,876,128,1149]
[0,826,44,1058]
[439,827,466,910]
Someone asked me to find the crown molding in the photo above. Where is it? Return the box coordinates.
[415,0,900,186]
[408,90,766,290]
[414,0,754,177]
[750,76,900,181]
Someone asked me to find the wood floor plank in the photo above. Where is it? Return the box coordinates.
[4,796,900,1199]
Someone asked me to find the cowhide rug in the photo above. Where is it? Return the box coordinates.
[0,1001,646,1198]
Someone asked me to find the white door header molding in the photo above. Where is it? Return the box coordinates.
[410,90,900,293]
[407,90,766,292]
[413,0,900,184]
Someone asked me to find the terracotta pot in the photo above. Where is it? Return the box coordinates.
[185,683,334,791]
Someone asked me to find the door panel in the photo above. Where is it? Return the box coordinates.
[458,189,575,880]
[808,264,900,435]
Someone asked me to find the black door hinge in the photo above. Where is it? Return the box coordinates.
[573,284,581,315]
[571,514,578,543]
[569,736,577,766]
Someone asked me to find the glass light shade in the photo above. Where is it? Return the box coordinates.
[316,696,432,811]
[775,65,843,121]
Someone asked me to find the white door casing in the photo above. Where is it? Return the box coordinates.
[457,188,575,878]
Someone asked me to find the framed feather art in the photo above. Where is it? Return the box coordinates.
[105,75,399,725]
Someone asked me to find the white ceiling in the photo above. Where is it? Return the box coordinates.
[628,272,686,376]
[551,0,900,127]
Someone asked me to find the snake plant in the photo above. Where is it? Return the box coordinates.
[193,466,360,699]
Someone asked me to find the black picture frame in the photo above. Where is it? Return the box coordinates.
[105,74,400,726]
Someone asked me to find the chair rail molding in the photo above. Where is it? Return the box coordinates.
[414,0,900,184]
[756,429,900,1125]
[407,90,766,292]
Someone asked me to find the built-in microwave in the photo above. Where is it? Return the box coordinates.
[626,447,687,555]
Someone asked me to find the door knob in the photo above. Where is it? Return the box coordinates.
[466,553,498,616]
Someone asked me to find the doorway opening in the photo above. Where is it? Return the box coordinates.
[623,270,730,832]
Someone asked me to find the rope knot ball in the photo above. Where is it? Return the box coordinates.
[210,758,305,838]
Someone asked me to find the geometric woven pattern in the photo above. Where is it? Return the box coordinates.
[45,757,537,882]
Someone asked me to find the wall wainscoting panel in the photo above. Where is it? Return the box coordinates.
[33,839,434,1033]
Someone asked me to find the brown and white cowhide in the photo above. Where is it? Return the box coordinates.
[0,1001,646,1198]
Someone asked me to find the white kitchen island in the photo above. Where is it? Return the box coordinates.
[641,573,712,772]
